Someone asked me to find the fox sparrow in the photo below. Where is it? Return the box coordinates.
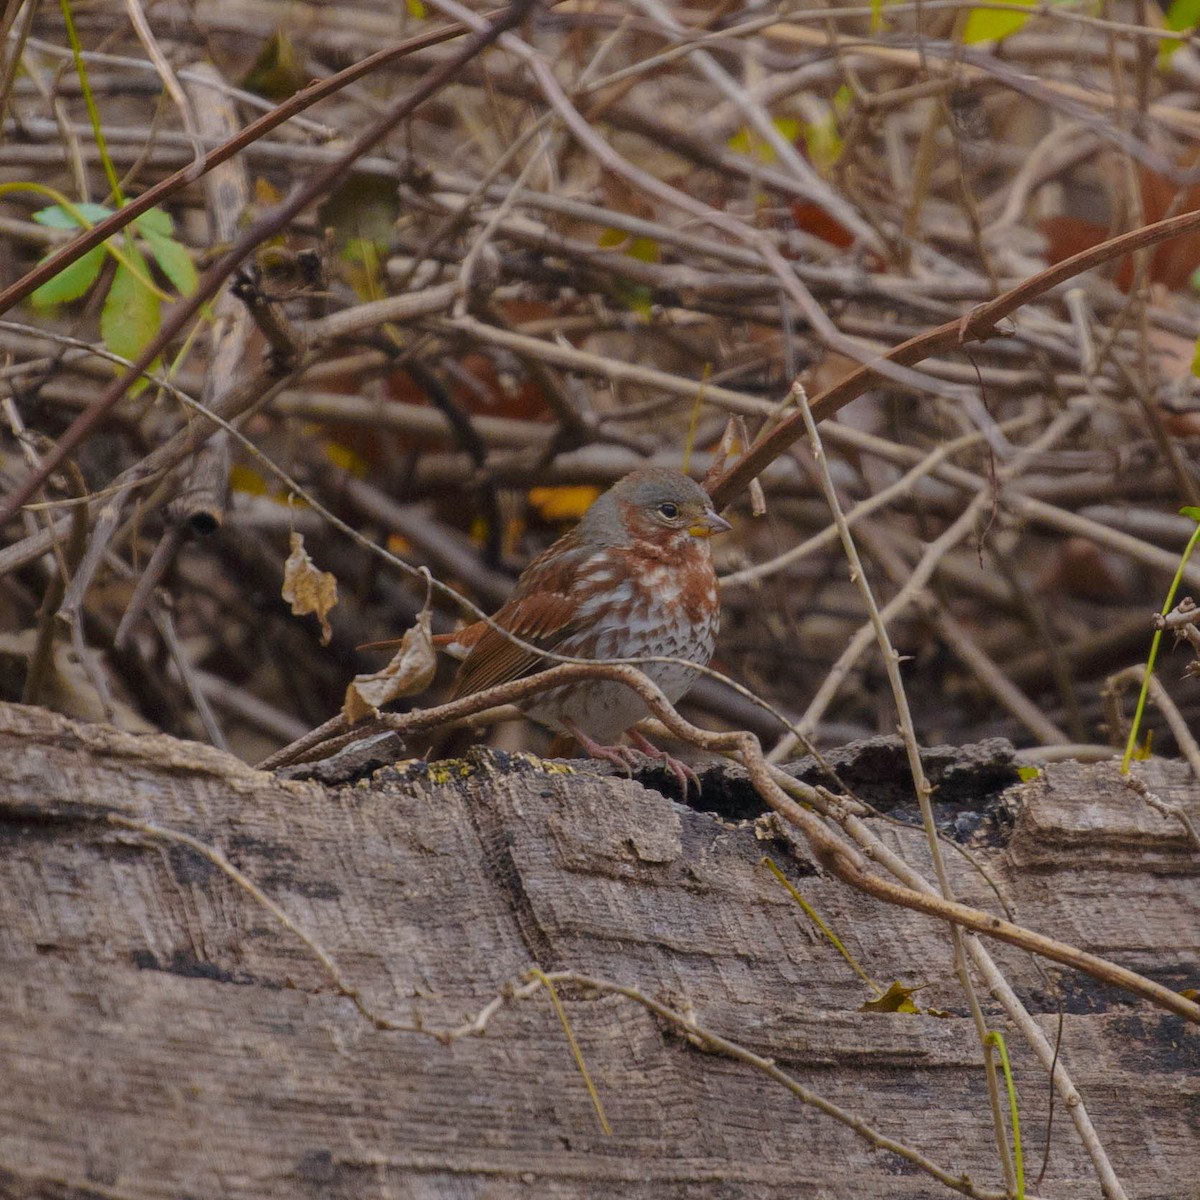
[437,468,730,787]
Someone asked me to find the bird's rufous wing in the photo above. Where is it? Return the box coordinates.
[449,588,580,699]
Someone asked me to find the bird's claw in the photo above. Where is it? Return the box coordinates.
[564,720,638,778]
[628,729,701,796]
[565,721,701,795]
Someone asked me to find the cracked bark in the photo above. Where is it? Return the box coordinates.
[0,701,1197,1199]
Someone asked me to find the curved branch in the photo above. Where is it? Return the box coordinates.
[710,206,1200,509]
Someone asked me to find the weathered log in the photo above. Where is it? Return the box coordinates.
[0,701,1196,1199]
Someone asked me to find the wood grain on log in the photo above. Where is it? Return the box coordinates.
[0,701,1196,1199]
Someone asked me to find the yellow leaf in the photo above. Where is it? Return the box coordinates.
[281,531,338,645]
[803,113,843,176]
[343,607,436,723]
[628,236,660,264]
[1134,729,1154,761]
[963,0,1035,44]
[727,117,801,164]
[254,177,283,206]
[860,980,921,1013]
[229,464,270,496]
[528,486,601,521]
[469,516,491,547]
[325,442,368,476]
[597,229,660,265]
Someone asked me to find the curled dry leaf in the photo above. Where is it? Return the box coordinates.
[343,606,437,724]
[281,531,338,646]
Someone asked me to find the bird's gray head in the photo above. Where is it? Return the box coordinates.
[578,468,731,547]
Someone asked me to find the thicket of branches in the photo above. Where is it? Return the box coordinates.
[3,0,1200,766]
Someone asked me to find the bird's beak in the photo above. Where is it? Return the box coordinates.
[689,508,733,538]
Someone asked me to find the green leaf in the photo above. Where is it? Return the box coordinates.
[317,173,401,257]
[101,254,160,364]
[963,0,1035,44]
[610,280,654,321]
[341,236,376,266]
[142,228,198,296]
[32,201,112,230]
[406,0,426,14]
[133,207,173,237]
[242,30,306,101]
[1180,506,1200,523]
[1016,765,1041,783]
[30,244,105,307]
[1160,0,1200,64]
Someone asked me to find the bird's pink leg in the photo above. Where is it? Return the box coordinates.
[627,728,701,796]
[563,719,641,776]
[561,721,700,795]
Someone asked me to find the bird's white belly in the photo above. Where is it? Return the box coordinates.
[523,600,718,744]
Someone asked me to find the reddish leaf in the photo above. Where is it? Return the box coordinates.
[791,201,856,249]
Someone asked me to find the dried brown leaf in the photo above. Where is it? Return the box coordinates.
[343,607,437,724]
[282,531,338,646]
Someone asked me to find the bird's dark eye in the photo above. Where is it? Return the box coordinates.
[658,502,679,519]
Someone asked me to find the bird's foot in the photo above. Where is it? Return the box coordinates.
[561,722,700,796]
[627,728,701,796]
[563,720,641,777]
